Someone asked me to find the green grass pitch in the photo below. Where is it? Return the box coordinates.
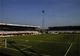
[0,34,80,56]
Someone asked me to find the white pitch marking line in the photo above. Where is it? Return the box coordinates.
[64,43,73,56]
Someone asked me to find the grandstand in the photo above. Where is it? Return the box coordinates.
[48,26,80,34]
[0,23,41,36]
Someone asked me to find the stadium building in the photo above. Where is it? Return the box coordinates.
[48,26,80,34]
[0,23,41,37]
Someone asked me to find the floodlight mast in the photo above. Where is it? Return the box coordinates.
[42,10,45,34]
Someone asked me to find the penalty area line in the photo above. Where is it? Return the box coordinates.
[64,43,73,56]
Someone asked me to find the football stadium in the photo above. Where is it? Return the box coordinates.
[0,23,80,56]
[0,0,80,56]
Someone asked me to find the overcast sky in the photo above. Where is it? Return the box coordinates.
[0,0,80,28]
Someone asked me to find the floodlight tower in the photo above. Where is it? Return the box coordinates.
[42,10,45,34]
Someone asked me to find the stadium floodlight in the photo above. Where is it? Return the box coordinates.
[42,10,45,34]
